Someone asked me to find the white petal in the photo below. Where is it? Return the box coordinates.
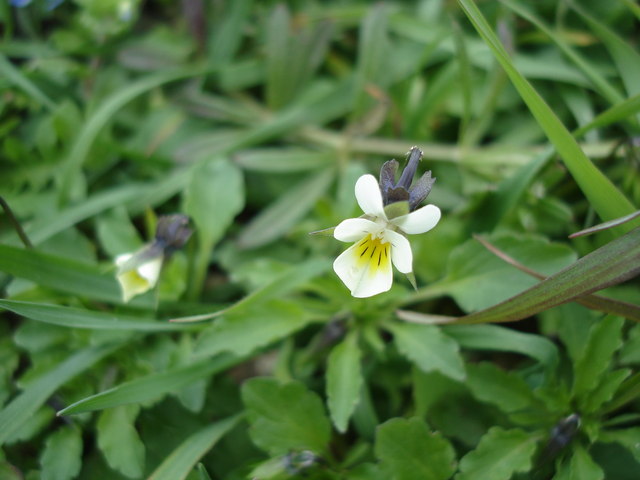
[355,174,386,219]
[138,256,163,285]
[384,230,413,274]
[115,254,162,302]
[334,218,381,242]
[392,204,441,234]
[333,239,393,298]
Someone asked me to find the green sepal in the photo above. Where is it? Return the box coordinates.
[309,227,336,236]
[384,201,410,219]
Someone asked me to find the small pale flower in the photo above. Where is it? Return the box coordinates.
[115,251,163,303]
[332,147,441,298]
[115,214,192,302]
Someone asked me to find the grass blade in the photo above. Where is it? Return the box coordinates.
[59,66,207,202]
[0,300,195,331]
[0,53,56,111]
[458,0,638,233]
[58,354,240,416]
[0,344,120,445]
[0,244,152,307]
[148,414,243,480]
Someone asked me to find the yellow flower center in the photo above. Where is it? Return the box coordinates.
[354,234,391,275]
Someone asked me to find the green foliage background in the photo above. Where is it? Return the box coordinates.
[1,0,640,479]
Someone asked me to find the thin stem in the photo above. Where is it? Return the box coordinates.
[0,196,33,249]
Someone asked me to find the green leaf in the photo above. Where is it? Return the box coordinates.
[500,0,624,106]
[235,148,333,173]
[236,168,334,249]
[0,343,118,445]
[40,426,83,480]
[420,226,640,325]
[58,354,239,415]
[171,258,331,322]
[389,323,465,381]
[0,300,194,331]
[183,157,244,248]
[375,417,456,480]
[574,94,640,138]
[443,324,558,367]
[60,66,208,201]
[242,378,331,455]
[0,244,152,307]
[21,185,144,246]
[582,369,631,413]
[570,1,640,101]
[599,427,640,464]
[97,405,145,478]
[573,316,625,398]
[555,444,604,480]
[352,4,389,119]
[0,53,56,111]
[465,363,538,413]
[440,233,577,313]
[455,427,539,480]
[458,0,638,233]
[148,415,243,480]
[183,157,244,297]
[195,301,315,357]
[326,332,363,433]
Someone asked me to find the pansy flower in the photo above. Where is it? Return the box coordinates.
[332,147,441,297]
[115,214,192,302]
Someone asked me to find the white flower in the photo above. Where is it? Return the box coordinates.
[333,174,441,298]
[115,252,163,303]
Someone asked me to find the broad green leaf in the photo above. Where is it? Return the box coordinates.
[573,316,624,398]
[555,444,604,480]
[148,415,243,480]
[0,300,194,331]
[97,405,145,478]
[195,301,315,357]
[465,363,538,413]
[236,168,334,249]
[96,208,143,257]
[40,426,83,480]
[439,234,577,312]
[389,323,465,381]
[242,378,331,455]
[458,0,638,233]
[599,427,640,464]
[443,324,558,367]
[58,354,239,415]
[59,66,208,201]
[456,427,539,480]
[183,157,244,248]
[0,344,119,445]
[582,369,630,413]
[375,417,456,480]
[183,157,244,297]
[0,245,152,307]
[326,332,363,433]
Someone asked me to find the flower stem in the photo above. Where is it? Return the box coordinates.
[0,196,33,249]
